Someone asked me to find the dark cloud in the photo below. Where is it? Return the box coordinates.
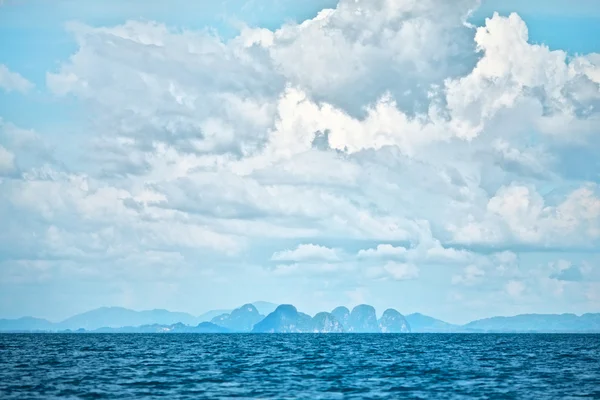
[551,265,584,282]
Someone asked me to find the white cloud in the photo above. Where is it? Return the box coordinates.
[548,259,598,282]
[0,0,598,318]
[0,64,34,93]
[271,244,341,262]
[444,12,600,140]
[357,244,408,259]
[449,184,600,246]
[383,262,419,281]
[4,169,243,257]
[452,265,485,286]
[356,225,475,265]
[268,0,479,111]
[272,261,349,277]
[30,9,600,258]
[0,145,15,174]
[505,280,526,298]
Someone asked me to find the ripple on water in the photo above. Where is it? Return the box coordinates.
[0,333,599,399]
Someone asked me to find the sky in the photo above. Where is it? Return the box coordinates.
[0,0,599,324]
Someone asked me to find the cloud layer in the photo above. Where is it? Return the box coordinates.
[0,64,33,93]
[1,0,599,320]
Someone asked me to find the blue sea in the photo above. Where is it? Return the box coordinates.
[1,334,598,399]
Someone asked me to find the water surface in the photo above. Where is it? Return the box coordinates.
[1,334,598,399]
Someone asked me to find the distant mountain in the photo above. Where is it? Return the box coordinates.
[252,301,279,316]
[194,322,232,333]
[0,303,273,332]
[58,307,199,330]
[197,309,232,323]
[86,322,230,333]
[0,317,55,332]
[252,305,314,333]
[378,309,410,333]
[313,312,344,333]
[2,305,599,333]
[197,302,277,323]
[211,304,264,332]
[464,313,600,333]
[331,306,350,330]
[406,313,460,333]
[348,304,380,333]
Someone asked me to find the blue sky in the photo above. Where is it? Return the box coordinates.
[0,0,599,323]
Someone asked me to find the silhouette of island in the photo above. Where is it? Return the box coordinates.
[1,302,599,333]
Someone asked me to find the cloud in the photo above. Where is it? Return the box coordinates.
[444,12,600,140]
[548,260,591,282]
[361,261,420,281]
[357,244,408,259]
[33,8,600,255]
[0,145,15,175]
[383,262,419,281]
[505,280,526,298]
[449,184,600,246]
[267,0,480,114]
[550,265,584,282]
[271,261,350,277]
[356,225,475,264]
[1,0,599,319]
[0,64,33,93]
[271,244,341,262]
[452,265,485,286]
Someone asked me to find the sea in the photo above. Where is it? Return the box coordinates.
[1,333,598,399]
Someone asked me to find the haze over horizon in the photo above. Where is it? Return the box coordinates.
[5,302,599,329]
[1,0,600,325]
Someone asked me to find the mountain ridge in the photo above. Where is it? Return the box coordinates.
[0,302,277,332]
[1,306,599,333]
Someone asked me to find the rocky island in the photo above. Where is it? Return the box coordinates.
[2,303,599,333]
[250,304,410,333]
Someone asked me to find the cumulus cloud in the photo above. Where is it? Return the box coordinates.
[550,264,584,282]
[444,12,600,140]
[449,184,600,246]
[356,225,475,265]
[547,260,598,283]
[0,64,34,93]
[1,0,599,315]
[505,280,526,298]
[452,265,485,286]
[271,261,351,277]
[0,145,15,174]
[271,244,341,262]
[357,244,408,259]
[32,8,600,254]
[383,262,419,281]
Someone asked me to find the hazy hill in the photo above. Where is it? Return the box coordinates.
[58,307,199,330]
[252,306,347,333]
[348,304,379,333]
[0,317,55,332]
[463,313,600,332]
[0,302,277,332]
[1,305,599,333]
[197,302,277,323]
[252,301,278,316]
[88,322,230,333]
[211,304,264,332]
[197,309,233,323]
[252,305,314,333]
[378,309,410,333]
[405,313,461,333]
[313,312,345,333]
[331,306,350,331]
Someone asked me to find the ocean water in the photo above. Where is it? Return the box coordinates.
[0,334,598,399]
